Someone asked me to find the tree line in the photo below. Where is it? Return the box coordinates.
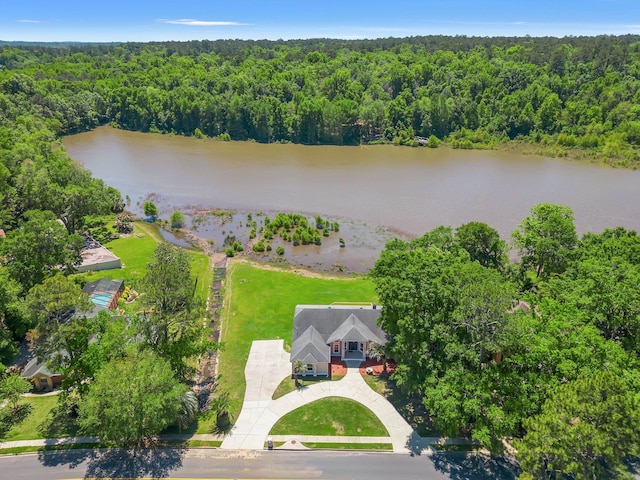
[371,203,640,479]
[1,35,640,166]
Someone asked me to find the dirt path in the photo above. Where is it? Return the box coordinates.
[134,221,164,242]
[228,257,363,280]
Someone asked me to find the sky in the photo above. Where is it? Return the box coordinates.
[2,0,640,43]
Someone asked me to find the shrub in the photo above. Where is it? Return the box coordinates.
[171,211,186,229]
[426,135,441,148]
[143,201,159,220]
[276,246,285,255]
[115,211,134,234]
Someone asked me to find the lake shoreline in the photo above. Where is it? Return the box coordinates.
[64,126,640,254]
[92,124,619,171]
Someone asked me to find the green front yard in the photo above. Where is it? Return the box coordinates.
[217,261,377,423]
[269,397,389,437]
[0,395,78,442]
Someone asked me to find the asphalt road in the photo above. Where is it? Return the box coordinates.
[0,448,521,479]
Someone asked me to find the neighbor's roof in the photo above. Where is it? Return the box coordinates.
[21,357,58,379]
[78,234,120,269]
[82,278,124,296]
[291,326,332,363]
[82,279,124,308]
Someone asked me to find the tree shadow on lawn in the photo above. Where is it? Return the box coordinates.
[430,451,521,480]
[0,403,33,439]
[38,445,187,478]
[36,404,79,439]
[376,376,438,437]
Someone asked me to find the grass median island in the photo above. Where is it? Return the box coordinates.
[301,442,392,451]
[269,397,389,437]
[272,374,345,400]
[216,261,377,425]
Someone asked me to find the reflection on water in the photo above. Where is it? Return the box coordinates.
[65,126,640,271]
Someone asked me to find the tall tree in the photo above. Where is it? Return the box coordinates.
[139,242,217,378]
[142,242,194,315]
[516,371,640,479]
[512,203,577,278]
[0,267,25,362]
[78,350,186,446]
[0,374,32,412]
[372,231,521,446]
[0,210,83,292]
[24,273,93,361]
[455,221,507,270]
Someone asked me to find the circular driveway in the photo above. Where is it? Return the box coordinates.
[220,340,427,453]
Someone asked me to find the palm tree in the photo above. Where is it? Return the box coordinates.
[292,359,305,387]
[367,343,387,373]
[368,343,385,362]
[212,391,234,429]
[176,390,199,433]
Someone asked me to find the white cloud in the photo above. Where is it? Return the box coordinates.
[17,19,42,23]
[157,19,249,27]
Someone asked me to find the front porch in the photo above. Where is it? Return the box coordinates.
[331,340,368,361]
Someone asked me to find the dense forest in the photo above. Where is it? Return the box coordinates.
[372,208,640,478]
[2,35,640,166]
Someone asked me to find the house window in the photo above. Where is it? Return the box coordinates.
[39,378,48,385]
[359,343,364,352]
[306,364,314,372]
[333,341,340,354]
[348,341,358,351]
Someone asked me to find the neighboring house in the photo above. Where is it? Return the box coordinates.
[76,234,122,273]
[21,304,108,391]
[21,357,62,391]
[290,304,386,377]
[82,279,125,310]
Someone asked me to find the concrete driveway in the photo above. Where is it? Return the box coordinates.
[221,340,427,454]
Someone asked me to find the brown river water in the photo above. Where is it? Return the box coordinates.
[64,126,640,272]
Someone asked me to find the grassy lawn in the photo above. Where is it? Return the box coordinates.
[83,223,158,286]
[269,397,388,437]
[218,261,377,423]
[272,375,344,400]
[302,442,392,450]
[0,395,78,441]
[82,222,212,302]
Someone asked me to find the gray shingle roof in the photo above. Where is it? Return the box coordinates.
[290,305,386,363]
[291,326,331,363]
[21,356,58,379]
[326,313,386,344]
